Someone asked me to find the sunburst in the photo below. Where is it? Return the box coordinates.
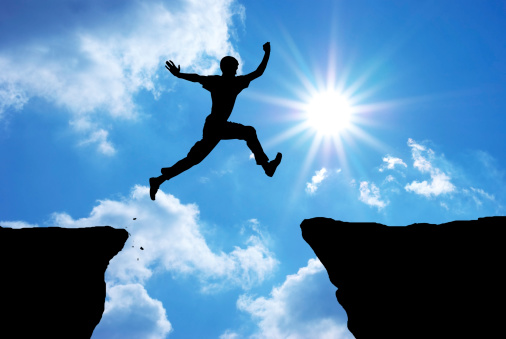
[303,90,353,136]
[246,29,408,200]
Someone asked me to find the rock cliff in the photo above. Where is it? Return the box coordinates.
[301,217,506,339]
[0,226,128,339]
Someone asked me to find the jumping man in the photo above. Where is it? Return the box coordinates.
[149,42,282,200]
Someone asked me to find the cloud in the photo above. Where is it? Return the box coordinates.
[233,258,352,339]
[470,187,495,201]
[92,283,172,339]
[404,139,455,197]
[51,185,277,290]
[0,82,28,115]
[0,0,245,154]
[407,138,434,173]
[359,181,388,210]
[48,185,277,337]
[405,169,456,197]
[384,175,395,183]
[370,139,503,213]
[379,156,407,172]
[78,128,116,156]
[306,168,328,194]
[220,330,240,339]
[0,220,39,228]
[462,187,496,207]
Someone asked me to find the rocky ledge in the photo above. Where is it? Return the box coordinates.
[301,217,506,339]
[0,226,128,339]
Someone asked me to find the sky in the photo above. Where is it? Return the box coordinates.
[1,0,505,338]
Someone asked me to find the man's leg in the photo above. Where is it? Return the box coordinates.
[161,138,218,179]
[150,138,218,200]
[220,122,282,177]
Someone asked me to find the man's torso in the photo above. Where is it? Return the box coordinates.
[199,75,251,122]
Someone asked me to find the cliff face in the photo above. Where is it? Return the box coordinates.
[301,217,506,339]
[0,226,128,339]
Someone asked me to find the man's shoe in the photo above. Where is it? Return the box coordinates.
[264,152,282,177]
[149,177,160,201]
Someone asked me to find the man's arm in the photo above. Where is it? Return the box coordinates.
[165,60,202,82]
[244,42,270,82]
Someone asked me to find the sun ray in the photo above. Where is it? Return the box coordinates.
[294,132,324,193]
[277,26,319,95]
[252,26,422,188]
[345,125,389,152]
[263,122,309,149]
[245,91,307,111]
[331,135,350,173]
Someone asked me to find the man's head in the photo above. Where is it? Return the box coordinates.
[220,56,239,76]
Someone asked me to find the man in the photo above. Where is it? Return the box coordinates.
[149,42,282,200]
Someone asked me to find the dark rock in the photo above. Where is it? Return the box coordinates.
[301,217,506,339]
[0,226,128,339]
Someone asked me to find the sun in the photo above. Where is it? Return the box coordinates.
[304,90,353,136]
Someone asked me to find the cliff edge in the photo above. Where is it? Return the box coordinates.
[301,217,506,339]
[0,226,128,339]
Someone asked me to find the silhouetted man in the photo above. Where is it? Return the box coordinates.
[150,42,282,200]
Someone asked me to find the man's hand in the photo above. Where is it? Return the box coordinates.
[263,42,270,53]
[165,60,180,77]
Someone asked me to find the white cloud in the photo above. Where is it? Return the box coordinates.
[78,128,116,155]
[220,330,240,339]
[405,169,455,197]
[48,185,277,337]
[405,139,455,197]
[470,187,495,201]
[306,168,328,194]
[407,138,433,173]
[234,258,352,339]
[384,175,395,183]
[359,181,388,210]
[51,185,277,290]
[462,187,496,207]
[0,81,28,116]
[242,219,264,238]
[0,0,245,154]
[379,156,407,172]
[0,220,39,228]
[92,283,172,339]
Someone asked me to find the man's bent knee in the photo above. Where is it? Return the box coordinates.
[244,126,257,139]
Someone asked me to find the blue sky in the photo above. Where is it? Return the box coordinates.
[1,0,505,338]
